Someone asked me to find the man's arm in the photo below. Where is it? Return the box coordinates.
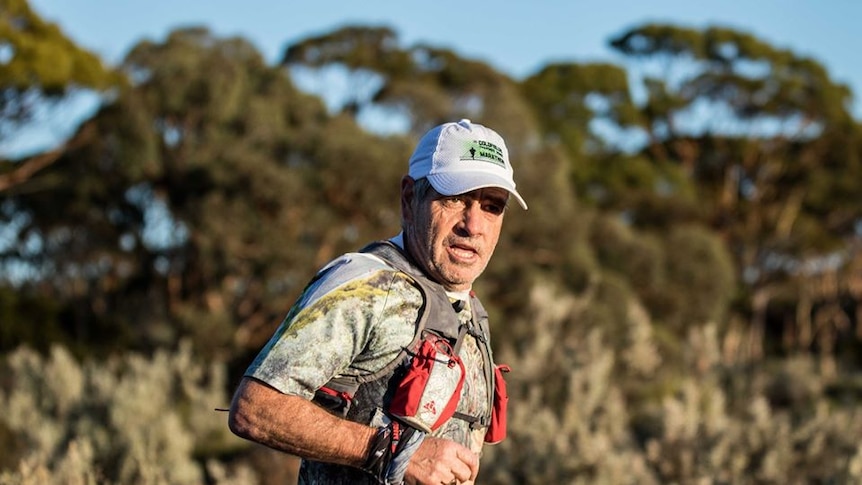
[228,376,376,467]
[228,376,479,484]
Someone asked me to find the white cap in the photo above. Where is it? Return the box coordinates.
[408,119,528,210]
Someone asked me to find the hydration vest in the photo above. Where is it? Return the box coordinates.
[313,240,496,434]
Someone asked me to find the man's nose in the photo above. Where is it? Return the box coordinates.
[459,201,484,236]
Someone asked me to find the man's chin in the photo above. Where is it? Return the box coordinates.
[441,270,481,291]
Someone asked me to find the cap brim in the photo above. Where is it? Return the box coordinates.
[428,172,528,210]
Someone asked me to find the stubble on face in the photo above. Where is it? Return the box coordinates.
[402,179,506,291]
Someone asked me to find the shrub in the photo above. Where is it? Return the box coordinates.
[0,342,255,484]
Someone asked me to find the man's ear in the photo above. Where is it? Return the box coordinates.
[400,176,415,223]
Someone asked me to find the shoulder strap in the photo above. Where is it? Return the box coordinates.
[360,240,462,340]
[322,241,461,391]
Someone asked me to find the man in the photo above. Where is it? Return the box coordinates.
[229,119,527,484]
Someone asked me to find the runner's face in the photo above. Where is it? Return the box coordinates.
[403,178,507,291]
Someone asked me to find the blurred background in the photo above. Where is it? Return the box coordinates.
[2,0,862,483]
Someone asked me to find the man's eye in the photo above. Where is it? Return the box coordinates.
[484,203,505,215]
[442,196,464,207]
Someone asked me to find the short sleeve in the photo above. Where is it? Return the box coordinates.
[245,259,423,399]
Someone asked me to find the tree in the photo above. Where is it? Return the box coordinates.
[0,27,409,360]
[608,23,862,357]
[0,0,124,188]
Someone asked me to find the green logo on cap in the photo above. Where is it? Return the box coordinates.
[462,140,506,167]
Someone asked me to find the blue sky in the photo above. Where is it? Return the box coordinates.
[10,0,862,155]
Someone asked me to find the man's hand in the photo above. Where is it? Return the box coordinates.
[404,436,479,485]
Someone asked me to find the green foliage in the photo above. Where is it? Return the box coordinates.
[603,23,862,364]
[588,217,736,341]
[610,24,853,124]
[0,0,123,132]
[282,24,524,134]
[0,0,121,92]
[0,25,415,360]
[521,62,639,155]
[283,26,411,74]
[0,286,64,353]
[661,225,736,328]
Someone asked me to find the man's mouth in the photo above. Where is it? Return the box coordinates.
[448,242,478,261]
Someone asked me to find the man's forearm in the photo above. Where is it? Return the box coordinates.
[228,377,377,467]
[229,376,480,484]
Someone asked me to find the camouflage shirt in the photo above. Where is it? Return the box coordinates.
[245,243,491,484]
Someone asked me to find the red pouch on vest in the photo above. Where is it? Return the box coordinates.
[485,364,510,444]
[388,335,465,433]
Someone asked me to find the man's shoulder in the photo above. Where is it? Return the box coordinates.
[323,251,396,279]
[301,252,417,306]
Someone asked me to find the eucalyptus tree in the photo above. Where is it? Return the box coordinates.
[0,0,124,353]
[0,0,123,216]
[518,51,735,343]
[608,23,862,357]
[1,26,409,359]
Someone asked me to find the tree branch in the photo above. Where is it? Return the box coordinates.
[0,122,96,193]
